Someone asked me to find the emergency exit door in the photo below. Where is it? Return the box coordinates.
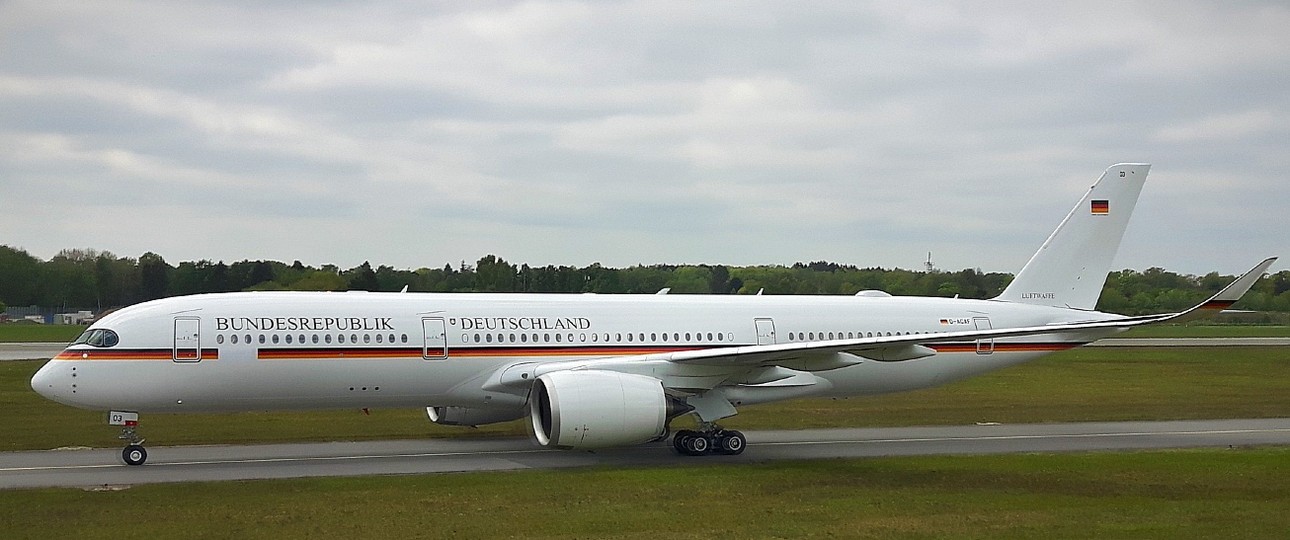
[973,317,994,355]
[754,318,776,345]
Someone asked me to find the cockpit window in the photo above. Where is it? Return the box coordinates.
[71,328,119,348]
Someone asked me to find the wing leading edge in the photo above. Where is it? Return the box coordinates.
[488,257,1276,394]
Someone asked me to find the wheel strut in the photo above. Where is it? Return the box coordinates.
[111,411,148,466]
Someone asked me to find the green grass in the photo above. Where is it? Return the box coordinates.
[0,323,85,343]
[1120,325,1290,338]
[6,347,1289,451]
[2,448,1288,539]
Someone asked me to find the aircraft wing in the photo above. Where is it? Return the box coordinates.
[483,257,1275,394]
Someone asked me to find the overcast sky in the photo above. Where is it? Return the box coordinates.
[2,1,1286,276]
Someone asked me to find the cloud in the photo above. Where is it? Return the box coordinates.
[1,0,1286,275]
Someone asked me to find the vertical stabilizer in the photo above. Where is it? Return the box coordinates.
[995,163,1150,310]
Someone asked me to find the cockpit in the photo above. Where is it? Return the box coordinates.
[71,328,120,348]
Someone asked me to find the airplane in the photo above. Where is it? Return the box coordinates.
[30,163,1276,466]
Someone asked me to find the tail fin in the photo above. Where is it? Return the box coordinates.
[995,163,1151,310]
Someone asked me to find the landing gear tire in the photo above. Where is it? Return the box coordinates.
[122,444,148,466]
[686,433,711,455]
[673,430,695,454]
[674,430,710,456]
[672,425,746,456]
[716,430,746,455]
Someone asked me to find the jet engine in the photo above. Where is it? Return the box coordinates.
[529,370,668,449]
[426,406,525,427]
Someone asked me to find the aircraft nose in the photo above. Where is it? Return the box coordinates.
[30,359,67,403]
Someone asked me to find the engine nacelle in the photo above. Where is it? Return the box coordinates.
[529,370,668,449]
[426,406,525,427]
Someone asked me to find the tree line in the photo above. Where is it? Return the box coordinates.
[2,245,1288,316]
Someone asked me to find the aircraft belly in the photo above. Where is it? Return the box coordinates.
[815,350,1049,396]
[47,357,511,413]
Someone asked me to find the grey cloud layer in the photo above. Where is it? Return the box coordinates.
[2,1,1286,274]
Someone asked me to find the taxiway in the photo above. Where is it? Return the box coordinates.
[3,418,1288,489]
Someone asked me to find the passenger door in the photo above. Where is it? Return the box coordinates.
[422,317,448,360]
[173,317,201,362]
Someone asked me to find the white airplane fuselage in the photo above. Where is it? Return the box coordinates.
[32,163,1276,461]
[33,290,1120,414]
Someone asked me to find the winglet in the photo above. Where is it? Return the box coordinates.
[1167,257,1277,323]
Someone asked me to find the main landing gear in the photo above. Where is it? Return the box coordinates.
[110,411,148,466]
[672,424,746,456]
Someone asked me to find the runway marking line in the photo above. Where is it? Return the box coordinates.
[0,448,555,473]
[4,426,1289,474]
[755,427,1290,447]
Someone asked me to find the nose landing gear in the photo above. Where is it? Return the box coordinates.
[110,411,148,466]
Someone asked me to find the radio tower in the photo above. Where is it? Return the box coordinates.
[925,252,935,273]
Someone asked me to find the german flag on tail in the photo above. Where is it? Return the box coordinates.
[1091,199,1109,215]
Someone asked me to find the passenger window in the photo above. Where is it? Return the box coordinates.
[376,334,383,344]
[555,334,562,343]
[364,334,371,343]
[313,334,320,344]
[272,334,280,344]
[232,334,239,344]
[217,335,225,344]
[325,334,332,344]
[259,335,266,344]
[485,334,492,343]
[338,334,346,344]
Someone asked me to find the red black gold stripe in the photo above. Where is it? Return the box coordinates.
[1197,299,1236,311]
[1091,199,1110,215]
[54,348,220,361]
[255,345,714,360]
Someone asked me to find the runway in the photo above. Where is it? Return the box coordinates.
[0,343,64,361]
[3,418,1288,489]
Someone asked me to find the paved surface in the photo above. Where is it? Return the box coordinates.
[3,418,1288,489]
[0,343,64,361]
[1089,337,1290,347]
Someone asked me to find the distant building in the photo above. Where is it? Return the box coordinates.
[56,311,96,325]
